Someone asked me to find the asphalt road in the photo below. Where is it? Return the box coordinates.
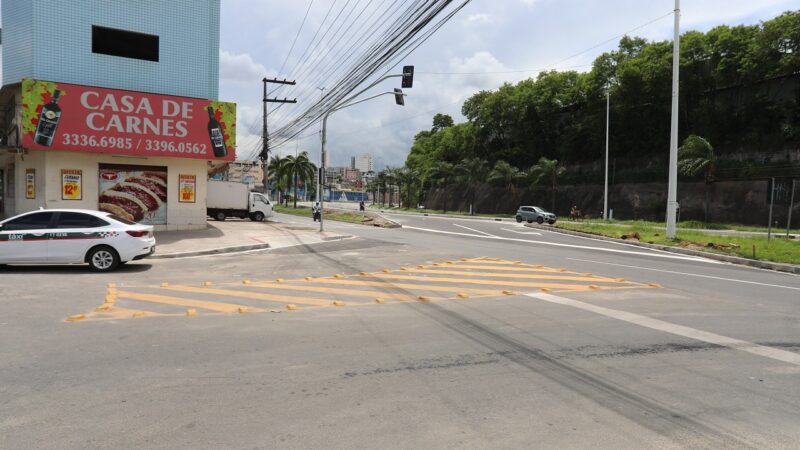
[1,210,799,448]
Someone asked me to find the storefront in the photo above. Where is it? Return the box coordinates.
[0,79,236,230]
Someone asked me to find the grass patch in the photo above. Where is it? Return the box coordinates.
[573,218,800,234]
[274,204,366,225]
[556,222,800,265]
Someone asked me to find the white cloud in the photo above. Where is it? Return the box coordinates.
[465,14,491,24]
[219,49,274,83]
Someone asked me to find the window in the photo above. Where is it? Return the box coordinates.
[55,212,109,229]
[92,26,159,62]
[105,214,137,225]
[254,194,270,205]
[2,212,55,231]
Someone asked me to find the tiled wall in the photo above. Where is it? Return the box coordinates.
[2,0,220,100]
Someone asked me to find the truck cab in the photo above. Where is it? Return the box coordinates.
[248,192,273,221]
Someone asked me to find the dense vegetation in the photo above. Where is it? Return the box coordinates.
[402,11,800,189]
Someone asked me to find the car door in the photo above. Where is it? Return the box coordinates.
[0,212,55,263]
[48,212,111,263]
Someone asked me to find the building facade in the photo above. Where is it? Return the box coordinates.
[352,153,373,173]
[0,0,233,230]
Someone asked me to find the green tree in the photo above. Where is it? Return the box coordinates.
[426,161,455,212]
[283,151,317,209]
[267,155,288,204]
[678,135,716,222]
[530,157,565,212]
[432,113,454,132]
[487,160,525,191]
[456,157,489,215]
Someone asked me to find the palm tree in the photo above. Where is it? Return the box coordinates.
[384,167,400,207]
[283,151,317,208]
[488,160,525,191]
[268,155,288,204]
[456,157,489,214]
[375,171,388,206]
[678,135,715,222]
[426,161,455,212]
[530,157,565,212]
[397,167,417,209]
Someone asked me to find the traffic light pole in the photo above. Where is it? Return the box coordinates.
[318,91,407,232]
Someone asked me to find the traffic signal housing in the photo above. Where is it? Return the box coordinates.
[394,88,405,106]
[402,65,414,88]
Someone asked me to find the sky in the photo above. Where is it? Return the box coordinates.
[219,0,797,170]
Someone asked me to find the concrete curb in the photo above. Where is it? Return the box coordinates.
[151,243,272,259]
[320,207,403,228]
[525,223,800,275]
[151,234,355,259]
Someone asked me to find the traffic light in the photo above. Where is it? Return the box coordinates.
[394,88,405,106]
[402,65,414,88]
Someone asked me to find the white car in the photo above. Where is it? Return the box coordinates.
[0,209,155,272]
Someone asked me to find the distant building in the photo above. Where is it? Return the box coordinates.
[352,153,373,173]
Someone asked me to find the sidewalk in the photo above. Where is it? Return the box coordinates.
[152,219,350,258]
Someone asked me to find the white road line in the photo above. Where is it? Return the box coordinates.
[501,228,542,236]
[527,292,800,366]
[453,223,496,236]
[568,258,800,291]
[401,225,713,263]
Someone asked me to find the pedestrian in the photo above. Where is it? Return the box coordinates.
[312,202,321,222]
[359,201,365,211]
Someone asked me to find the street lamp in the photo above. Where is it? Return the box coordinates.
[603,82,610,220]
[666,0,681,239]
[316,67,413,232]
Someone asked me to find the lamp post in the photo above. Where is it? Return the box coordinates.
[666,0,681,239]
[604,83,610,220]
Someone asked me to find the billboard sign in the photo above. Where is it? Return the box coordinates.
[21,79,236,161]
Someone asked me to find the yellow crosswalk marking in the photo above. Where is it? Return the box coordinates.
[162,285,332,307]
[303,277,511,295]
[248,282,454,301]
[359,273,617,291]
[432,263,574,273]
[397,268,621,283]
[118,291,260,313]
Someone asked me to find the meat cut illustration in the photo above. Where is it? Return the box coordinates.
[99,171,168,222]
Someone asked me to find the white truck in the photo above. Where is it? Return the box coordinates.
[207,180,273,222]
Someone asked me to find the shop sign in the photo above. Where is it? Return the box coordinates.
[25,168,35,199]
[21,79,236,161]
[178,174,196,203]
[61,169,82,200]
[98,164,168,225]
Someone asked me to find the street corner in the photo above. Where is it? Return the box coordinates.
[65,256,657,324]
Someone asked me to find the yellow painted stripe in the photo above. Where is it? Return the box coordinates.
[360,274,608,290]
[435,264,573,273]
[400,268,621,283]
[163,285,332,307]
[456,259,560,268]
[95,306,166,319]
[118,291,260,313]
[303,278,512,295]
[249,282,448,301]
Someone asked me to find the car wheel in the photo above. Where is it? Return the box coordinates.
[87,246,120,272]
[251,212,265,222]
[515,216,523,223]
[536,216,544,224]
[215,211,226,221]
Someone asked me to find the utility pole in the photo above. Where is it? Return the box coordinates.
[604,83,610,220]
[666,0,681,239]
[260,77,297,198]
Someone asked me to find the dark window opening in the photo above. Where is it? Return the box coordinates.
[92,26,159,62]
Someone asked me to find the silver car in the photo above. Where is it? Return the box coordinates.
[515,206,556,224]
